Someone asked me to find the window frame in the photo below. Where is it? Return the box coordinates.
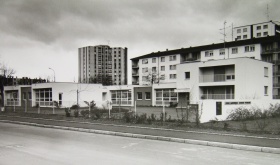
[137,92,143,100]
[264,67,268,77]
[219,49,225,55]
[185,72,190,79]
[152,58,156,63]
[232,47,238,54]
[145,92,151,100]
[264,86,268,96]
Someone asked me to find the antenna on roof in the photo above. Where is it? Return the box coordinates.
[107,40,110,46]
[265,4,270,21]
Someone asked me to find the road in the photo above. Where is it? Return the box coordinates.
[0,123,279,165]
[1,115,280,148]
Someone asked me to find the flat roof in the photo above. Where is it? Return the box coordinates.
[131,35,280,60]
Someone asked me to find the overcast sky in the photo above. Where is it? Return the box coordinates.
[0,0,280,83]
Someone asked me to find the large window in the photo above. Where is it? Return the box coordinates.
[264,67,268,77]
[152,58,156,63]
[142,67,148,73]
[35,88,52,106]
[161,57,165,62]
[169,74,176,79]
[205,50,213,57]
[5,90,19,106]
[142,59,148,64]
[237,29,241,33]
[155,89,178,105]
[232,47,238,54]
[169,55,176,61]
[145,92,151,100]
[111,90,132,105]
[169,65,176,70]
[219,49,225,55]
[245,45,255,52]
[137,92,142,100]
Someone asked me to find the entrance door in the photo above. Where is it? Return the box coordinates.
[59,93,63,106]
[216,101,222,115]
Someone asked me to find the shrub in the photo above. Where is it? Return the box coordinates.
[227,107,255,121]
[65,108,71,117]
[74,110,79,117]
[135,113,147,124]
[123,112,134,123]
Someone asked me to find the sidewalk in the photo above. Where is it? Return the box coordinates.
[0,115,280,154]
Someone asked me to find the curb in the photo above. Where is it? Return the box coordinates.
[2,115,280,141]
[1,119,280,154]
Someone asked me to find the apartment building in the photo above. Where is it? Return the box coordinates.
[78,45,128,85]
[233,20,280,41]
[131,35,280,99]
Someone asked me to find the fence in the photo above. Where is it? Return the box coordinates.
[2,100,198,122]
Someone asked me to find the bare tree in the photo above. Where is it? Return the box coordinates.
[143,70,165,85]
[0,62,16,106]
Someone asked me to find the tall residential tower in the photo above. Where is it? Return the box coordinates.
[78,45,127,85]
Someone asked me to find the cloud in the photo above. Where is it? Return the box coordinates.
[0,0,280,82]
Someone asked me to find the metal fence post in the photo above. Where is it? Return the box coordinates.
[162,102,165,122]
[13,99,15,113]
[38,102,40,114]
[24,100,27,113]
[134,101,137,118]
[53,101,55,114]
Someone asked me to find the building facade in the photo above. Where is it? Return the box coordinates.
[131,35,280,99]
[233,21,280,41]
[78,45,128,85]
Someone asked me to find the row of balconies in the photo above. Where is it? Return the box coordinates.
[199,74,235,83]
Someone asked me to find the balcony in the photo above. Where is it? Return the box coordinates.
[132,64,139,68]
[273,82,280,88]
[200,94,234,100]
[132,81,139,85]
[261,48,280,54]
[200,74,235,83]
[132,72,139,76]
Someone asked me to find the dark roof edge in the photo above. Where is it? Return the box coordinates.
[131,35,280,60]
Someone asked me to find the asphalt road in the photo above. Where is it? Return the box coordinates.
[0,122,279,165]
[1,115,280,148]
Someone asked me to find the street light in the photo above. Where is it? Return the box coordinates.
[49,68,56,82]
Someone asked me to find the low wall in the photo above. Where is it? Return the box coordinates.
[199,100,280,123]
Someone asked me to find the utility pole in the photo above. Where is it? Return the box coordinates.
[266,4,270,21]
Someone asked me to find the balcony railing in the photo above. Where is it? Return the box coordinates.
[262,48,280,54]
[132,81,139,85]
[200,94,234,100]
[200,74,235,83]
[132,72,139,76]
[132,64,139,68]
[273,83,280,88]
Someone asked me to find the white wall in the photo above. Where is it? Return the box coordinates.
[138,54,180,85]
[200,44,262,62]
[176,58,273,103]
[199,99,280,123]
[32,83,106,108]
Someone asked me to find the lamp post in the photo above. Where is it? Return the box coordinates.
[49,68,56,82]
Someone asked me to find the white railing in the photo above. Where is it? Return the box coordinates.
[200,94,234,100]
[200,74,235,83]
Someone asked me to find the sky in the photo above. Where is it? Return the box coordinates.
[0,0,280,83]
